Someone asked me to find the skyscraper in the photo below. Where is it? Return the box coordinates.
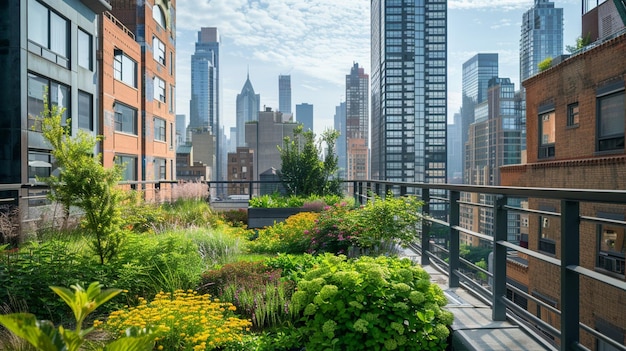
[189,27,221,184]
[461,53,498,181]
[334,102,347,179]
[278,75,291,114]
[189,27,219,132]
[296,103,313,132]
[370,0,447,206]
[235,73,260,147]
[519,0,563,82]
[345,62,369,180]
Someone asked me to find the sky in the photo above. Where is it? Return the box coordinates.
[174,0,583,138]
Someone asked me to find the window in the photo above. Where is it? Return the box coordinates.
[597,91,625,152]
[538,111,555,159]
[154,117,166,141]
[169,85,175,113]
[153,5,166,28]
[154,158,166,180]
[77,91,93,130]
[153,36,165,65]
[78,29,92,70]
[154,76,166,102]
[597,212,625,276]
[115,155,137,181]
[114,50,137,88]
[114,103,137,135]
[27,73,70,132]
[538,215,556,255]
[28,0,69,65]
[28,150,54,183]
[566,103,579,127]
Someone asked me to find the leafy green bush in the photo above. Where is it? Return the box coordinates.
[221,209,248,227]
[161,199,219,229]
[305,202,356,255]
[248,194,350,209]
[290,254,453,351]
[247,212,318,254]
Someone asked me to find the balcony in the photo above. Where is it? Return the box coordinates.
[204,180,626,351]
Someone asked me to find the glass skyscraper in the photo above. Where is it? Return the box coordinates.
[278,75,291,114]
[519,0,563,82]
[296,103,314,132]
[370,0,447,210]
[235,73,260,147]
[190,27,219,132]
[461,53,498,181]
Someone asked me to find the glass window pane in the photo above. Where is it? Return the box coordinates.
[28,0,48,47]
[78,29,92,69]
[78,91,92,130]
[49,11,67,57]
[27,73,47,130]
[50,82,70,124]
[599,93,625,138]
[153,5,166,28]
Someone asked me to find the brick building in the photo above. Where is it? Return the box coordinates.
[227,147,254,196]
[501,31,626,350]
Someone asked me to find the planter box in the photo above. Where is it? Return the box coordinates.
[247,207,309,229]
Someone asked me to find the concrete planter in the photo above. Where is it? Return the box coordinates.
[247,207,309,229]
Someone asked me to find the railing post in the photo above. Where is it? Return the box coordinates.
[248,181,253,198]
[492,195,507,321]
[561,200,580,351]
[421,188,431,266]
[448,190,460,288]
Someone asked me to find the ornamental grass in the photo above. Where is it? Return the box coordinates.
[100,289,251,351]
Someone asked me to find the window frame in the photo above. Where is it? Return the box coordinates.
[115,154,138,181]
[113,102,138,135]
[27,0,69,66]
[152,36,166,66]
[152,4,166,29]
[154,158,166,180]
[113,49,138,88]
[566,102,579,127]
[596,90,625,152]
[154,76,166,102]
[596,212,626,277]
[77,90,93,131]
[77,28,93,70]
[538,110,556,159]
[27,72,70,132]
[154,117,166,142]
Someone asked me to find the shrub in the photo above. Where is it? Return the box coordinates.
[306,202,356,255]
[101,289,251,350]
[290,254,453,351]
[248,212,318,254]
[119,191,166,234]
[161,199,219,229]
[221,209,248,227]
[172,180,210,202]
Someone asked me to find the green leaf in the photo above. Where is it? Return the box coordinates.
[0,313,59,351]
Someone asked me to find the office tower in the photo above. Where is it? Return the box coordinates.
[296,103,314,132]
[345,62,369,181]
[110,0,178,184]
[334,102,347,179]
[176,114,187,147]
[236,73,260,147]
[278,75,291,114]
[370,0,447,213]
[461,53,499,182]
[245,107,298,181]
[520,0,563,82]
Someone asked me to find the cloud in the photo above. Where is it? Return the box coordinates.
[448,0,532,10]
[491,19,513,29]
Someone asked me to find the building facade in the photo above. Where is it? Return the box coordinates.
[345,62,369,181]
[334,102,347,179]
[227,147,254,195]
[370,0,447,215]
[0,0,109,226]
[501,31,626,351]
[519,0,563,83]
[245,108,298,182]
[295,103,313,132]
[278,74,291,114]
[461,53,498,180]
[235,74,260,147]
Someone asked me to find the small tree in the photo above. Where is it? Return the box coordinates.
[566,33,591,53]
[278,126,341,197]
[39,101,125,264]
[538,56,553,72]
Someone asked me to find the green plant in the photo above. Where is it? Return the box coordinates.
[290,254,453,351]
[38,100,125,264]
[0,282,155,351]
[248,212,318,254]
[306,202,356,255]
[538,56,553,71]
[102,289,251,350]
[221,209,248,227]
[566,33,591,53]
[278,126,341,197]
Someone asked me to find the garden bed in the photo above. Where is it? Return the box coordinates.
[247,207,310,229]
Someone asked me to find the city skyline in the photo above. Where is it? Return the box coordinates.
[174,0,582,136]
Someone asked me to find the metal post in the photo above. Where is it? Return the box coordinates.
[560,200,580,350]
[421,189,431,266]
[492,195,507,321]
[448,190,460,288]
[248,181,253,198]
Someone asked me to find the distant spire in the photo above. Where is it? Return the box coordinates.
[247,65,250,80]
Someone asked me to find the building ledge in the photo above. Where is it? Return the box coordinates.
[502,155,626,172]
[81,0,111,13]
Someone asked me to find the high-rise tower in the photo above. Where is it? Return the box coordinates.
[370,0,447,211]
[278,75,291,114]
[295,103,313,132]
[235,73,260,147]
[189,27,219,132]
[345,62,369,180]
[519,0,563,82]
[461,53,498,181]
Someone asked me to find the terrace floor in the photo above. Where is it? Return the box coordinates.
[400,248,553,351]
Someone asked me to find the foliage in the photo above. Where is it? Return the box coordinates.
[101,289,251,351]
[290,254,453,351]
[459,244,491,265]
[248,212,318,254]
[264,254,324,283]
[0,282,155,351]
[160,199,219,229]
[278,126,341,197]
[537,56,553,72]
[305,202,356,255]
[221,209,248,227]
[353,193,423,252]
[172,180,210,202]
[565,33,591,53]
[248,193,347,209]
[38,101,125,264]
[119,191,166,234]
[0,205,21,246]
